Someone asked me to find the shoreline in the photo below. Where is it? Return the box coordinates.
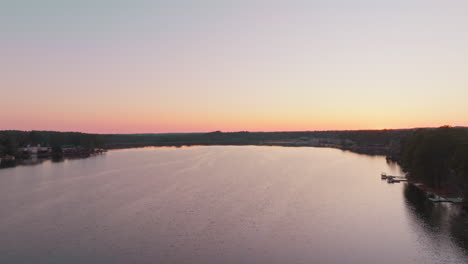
[1,143,387,170]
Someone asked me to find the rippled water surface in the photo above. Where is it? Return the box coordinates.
[1,146,467,264]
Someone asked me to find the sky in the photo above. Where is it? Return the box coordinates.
[1,0,467,133]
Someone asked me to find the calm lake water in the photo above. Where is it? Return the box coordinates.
[1,146,468,264]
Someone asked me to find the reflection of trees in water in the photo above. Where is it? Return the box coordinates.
[0,159,17,168]
[1,153,109,170]
[386,159,405,175]
[0,155,88,169]
[0,158,49,168]
[51,156,64,163]
[403,184,468,253]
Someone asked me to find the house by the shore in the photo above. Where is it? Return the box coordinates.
[62,145,106,156]
[19,145,51,156]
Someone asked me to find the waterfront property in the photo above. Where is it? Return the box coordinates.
[19,145,51,156]
[62,146,106,156]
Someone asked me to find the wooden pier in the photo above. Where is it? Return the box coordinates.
[381,173,407,183]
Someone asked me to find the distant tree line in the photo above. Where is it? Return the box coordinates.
[101,129,413,151]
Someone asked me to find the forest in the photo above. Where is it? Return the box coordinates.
[399,126,468,196]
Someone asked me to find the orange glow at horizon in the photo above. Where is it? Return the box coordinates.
[1,105,463,134]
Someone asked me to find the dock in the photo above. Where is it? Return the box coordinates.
[387,178,408,183]
[381,173,407,183]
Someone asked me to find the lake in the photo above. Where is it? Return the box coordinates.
[1,146,467,264]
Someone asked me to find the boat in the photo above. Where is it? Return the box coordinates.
[387,178,398,183]
[447,198,463,203]
[428,197,463,203]
[387,177,407,183]
[428,197,447,202]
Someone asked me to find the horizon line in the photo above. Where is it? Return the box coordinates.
[1,125,464,135]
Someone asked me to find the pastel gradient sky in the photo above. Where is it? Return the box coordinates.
[1,0,467,133]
